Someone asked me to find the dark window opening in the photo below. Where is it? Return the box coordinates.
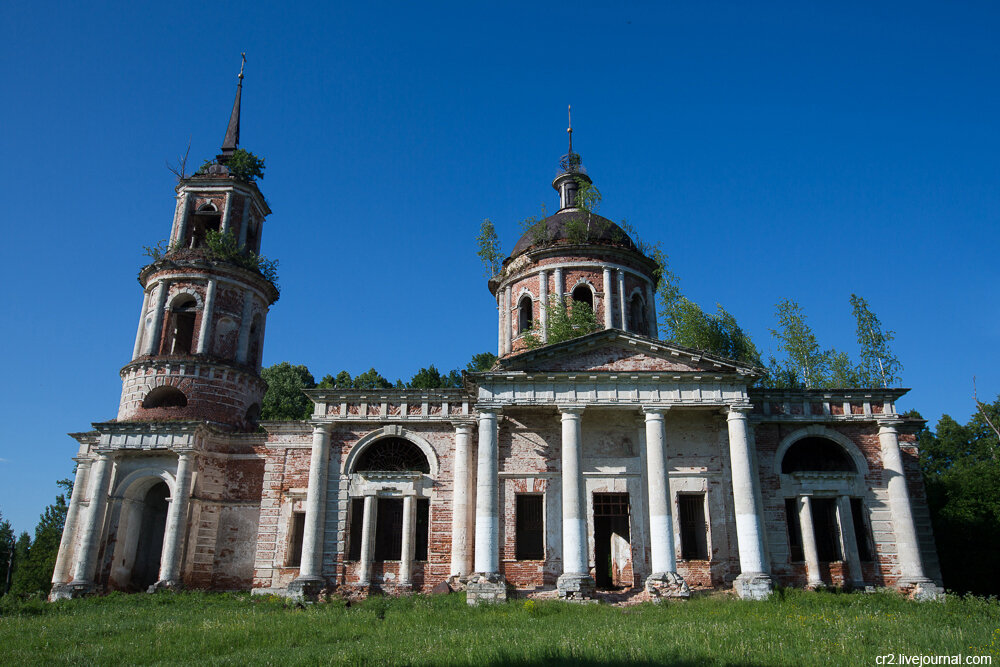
[518,296,533,334]
[785,498,804,562]
[347,498,364,561]
[851,498,875,561]
[571,285,593,310]
[515,495,544,560]
[628,293,647,333]
[593,493,630,589]
[287,511,305,567]
[245,403,261,426]
[678,494,709,560]
[374,498,404,561]
[142,386,187,409]
[188,205,221,249]
[812,498,843,561]
[246,314,262,367]
[165,296,198,355]
[781,437,856,474]
[245,221,259,254]
[415,499,429,561]
[354,438,430,473]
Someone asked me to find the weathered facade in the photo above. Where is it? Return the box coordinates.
[49,78,943,603]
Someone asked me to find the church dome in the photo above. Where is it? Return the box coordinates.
[509,210,638,259]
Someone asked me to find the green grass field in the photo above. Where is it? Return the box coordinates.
[1,589,997,666]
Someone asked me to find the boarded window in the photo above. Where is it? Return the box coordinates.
[347,498,364,561]
[374,498,404,561]
[415,499,429,561]
[785,498,804,562]
[515,495,544,560]
[851,498,875,561]
[287,512,305,567]
[678,494,708,560]
[812,498,843,561]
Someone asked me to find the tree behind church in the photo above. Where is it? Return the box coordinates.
[7,480,71,598]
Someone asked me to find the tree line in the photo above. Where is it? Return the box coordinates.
[260,352,498,421]
[0,479,71,599]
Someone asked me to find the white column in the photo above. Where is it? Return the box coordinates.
[70,453,113,585]
[553,267,564,305]
[646,282,658,338]
[473,410,499,574]
[602,267,613,329]
[51,458,93,586]
[503,286,512,354]
[797,495,823,588]
[132,289,152,360]
[196,278,217,355]
[172,192,189,246]
[837,495,864,588]
[220,191,234,235]
[235,289,254,364]
[617,269,627,330]
[497,295,503,356]
[358,495,377,585]
[644,408,677,574]
[400,495,416,585]
[297,424,331,581]
[538,270,549,343]
[727,408,768,576]
[878,421,927,583]
[157,450,194,586]
[143,281,169,356]
[450,423,474,577]
[560,407,588,575]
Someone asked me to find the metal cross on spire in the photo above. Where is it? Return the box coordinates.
[567,104,573,154]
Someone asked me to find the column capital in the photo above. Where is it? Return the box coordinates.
[451,420,476,433]
[309,421,334,434]
[727,404,753,419]
[474,404,502,416]
[877,418,903,433]
[559,405,586,417]
[642,406,670,417]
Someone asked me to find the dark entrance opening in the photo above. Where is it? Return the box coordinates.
[592,493,630,589]
[811,498,843,562]
[130,481,169,591]
[374,498,404,561]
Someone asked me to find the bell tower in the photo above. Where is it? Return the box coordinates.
[120,61,278,431]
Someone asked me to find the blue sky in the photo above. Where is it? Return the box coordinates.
[1,1,997,533]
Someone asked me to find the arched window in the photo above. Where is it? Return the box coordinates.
[628,293,647,333]
[165,295,198,355]
[188,203,221,249]
[142,386,188,409]
[354,437,430,473]
[518,295,533,333]
[245,403,261,426]
[571,285,593,310]
[781,437,856,474]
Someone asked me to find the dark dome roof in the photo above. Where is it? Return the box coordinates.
[509,210,638,258]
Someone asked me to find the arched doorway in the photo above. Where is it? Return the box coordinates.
[129,481,169,590]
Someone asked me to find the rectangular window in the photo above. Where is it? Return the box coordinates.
[785,498,804,562]
[678,494,709,560]
[415,499,430,561]
[851,498,875,561]
[286,511,306,567]
[374,498,404,561]
[812,498,843,562]
[515,495,545,560]
[347,498,364,561]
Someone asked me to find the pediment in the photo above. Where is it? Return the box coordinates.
[495,330,758,376]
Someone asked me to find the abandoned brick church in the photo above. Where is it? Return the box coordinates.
[49,74,944,603]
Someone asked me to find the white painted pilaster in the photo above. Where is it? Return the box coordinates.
[51,458,93,586]
[235,289,254,364]
[539,270,549,343]
[797,495,823,588]
[617,269,627,330]
[878,421,927,583]
[644,408,677,574]
[298,424,332,580]
[837,494,864,588]
[143,280,169,356]
[559,407,588,575]
[358,495,376,585]
[70,453,113,585]
[400,495,416,585]
[727,408,768,576]
[196,278,217,355]
[157,450,194,586]
[450,423,474,577]
[602,267,613,329]
[132,289,152,360]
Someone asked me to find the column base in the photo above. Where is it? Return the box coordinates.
[48,581,96,601]
[733,573,774,600]
[147,579,183,593]
[556,573,596,601]
[805,580,827,591]
[899,578,945,601]
[465,572,509,605]
[644,571,691,600]
[287,576,327,601]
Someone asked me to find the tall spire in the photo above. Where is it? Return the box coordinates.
[559,104,582,174]
[218,53,245,164]
[567,104,573,155]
